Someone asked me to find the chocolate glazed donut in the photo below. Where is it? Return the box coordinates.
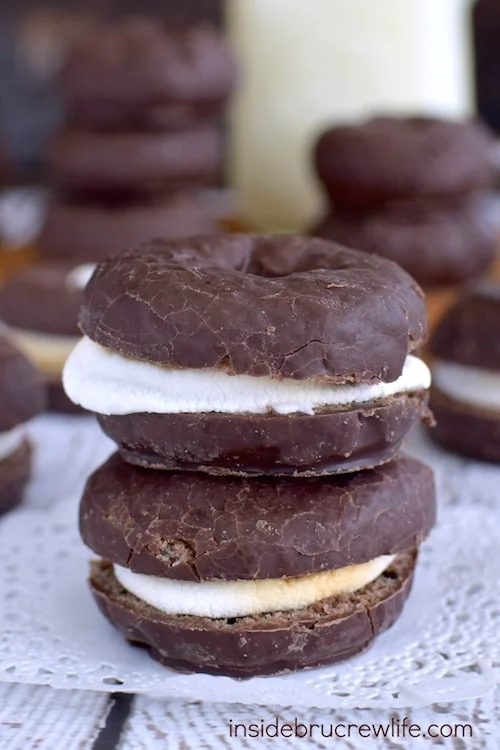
[0,442,32,517]
[78,235,430,475]
[80,454,436,581]
[90,552,417,677]
[428,283,500,462]
[315,116,495,209]
[97,394,429,476]
[0,337,45,515]
[80,453,435,676]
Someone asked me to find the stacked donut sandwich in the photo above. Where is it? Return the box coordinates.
[39,19,237,264]
[312,116,496,288]
[0,263,95,413]
[64,235,436,676]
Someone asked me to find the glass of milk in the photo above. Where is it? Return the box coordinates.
[228,0,474,232]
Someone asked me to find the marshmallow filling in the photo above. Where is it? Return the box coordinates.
[64,337,431,416]
[113,555,396,619]
[433,360,500,412]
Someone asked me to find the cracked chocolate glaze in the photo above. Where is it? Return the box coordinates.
[315,116,494,209]
[0,338,45,430]
[89,552,416,677]
[430,284,500,370]
[81,235,427,383]
[0,441,32,517]
[97,391,432,476]
[79,454,435,582]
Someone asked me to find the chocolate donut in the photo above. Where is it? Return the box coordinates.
[61,20,237,109]
[67,100,223,133]
[64,235,431,475]
[80,453,436,581]
[82,453,435,676]
[91,553,416,677]
[0,263,91,415]
[0,337,45,430]
[429,389,500,462]
[0,441,32,517]
[38,196,216,264]
[430,283,500,369]
[0,263,86,337]
[429,283,500,461]
[0,337,45,515]
[315,116,494,209]
[49,127,221,198]
[313,195,497,286]
[96,395,428,476]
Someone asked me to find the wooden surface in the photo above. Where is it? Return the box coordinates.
[0,683,498,749]
[0,684,110,749]
[0,244,36,281]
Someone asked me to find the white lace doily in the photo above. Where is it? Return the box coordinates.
[0,417,500,709]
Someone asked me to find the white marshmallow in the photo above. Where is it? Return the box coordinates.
[63,337,431,416]
[65,264,97,291]
[433,360,500,412]
[0,424,26,462]
[114,555,395,619]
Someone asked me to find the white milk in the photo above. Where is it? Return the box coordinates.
[228,0,474,232]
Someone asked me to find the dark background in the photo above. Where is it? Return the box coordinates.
[473,0,500,135]
[1,0,499,181]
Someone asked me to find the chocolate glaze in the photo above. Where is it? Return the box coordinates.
[313,195,496,287]
[97,392,432,476]
[46,382,87,416]
[81,235,427,383]
[0,337,45,430]
[39,197,216,264]
[430,387,500,462]
[0,264,84,338]
[89,552,416,677]
[430,285,500,370]
[315,116,494,209]
[0,441,32,517]
[68,100,224,133]
[61,20,237,107]
[49,127,221,199]
[80,453,435,581]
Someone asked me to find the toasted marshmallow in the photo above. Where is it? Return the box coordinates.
[114,555,395,619]
[63,337,430,416]
[433,360,500,412]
